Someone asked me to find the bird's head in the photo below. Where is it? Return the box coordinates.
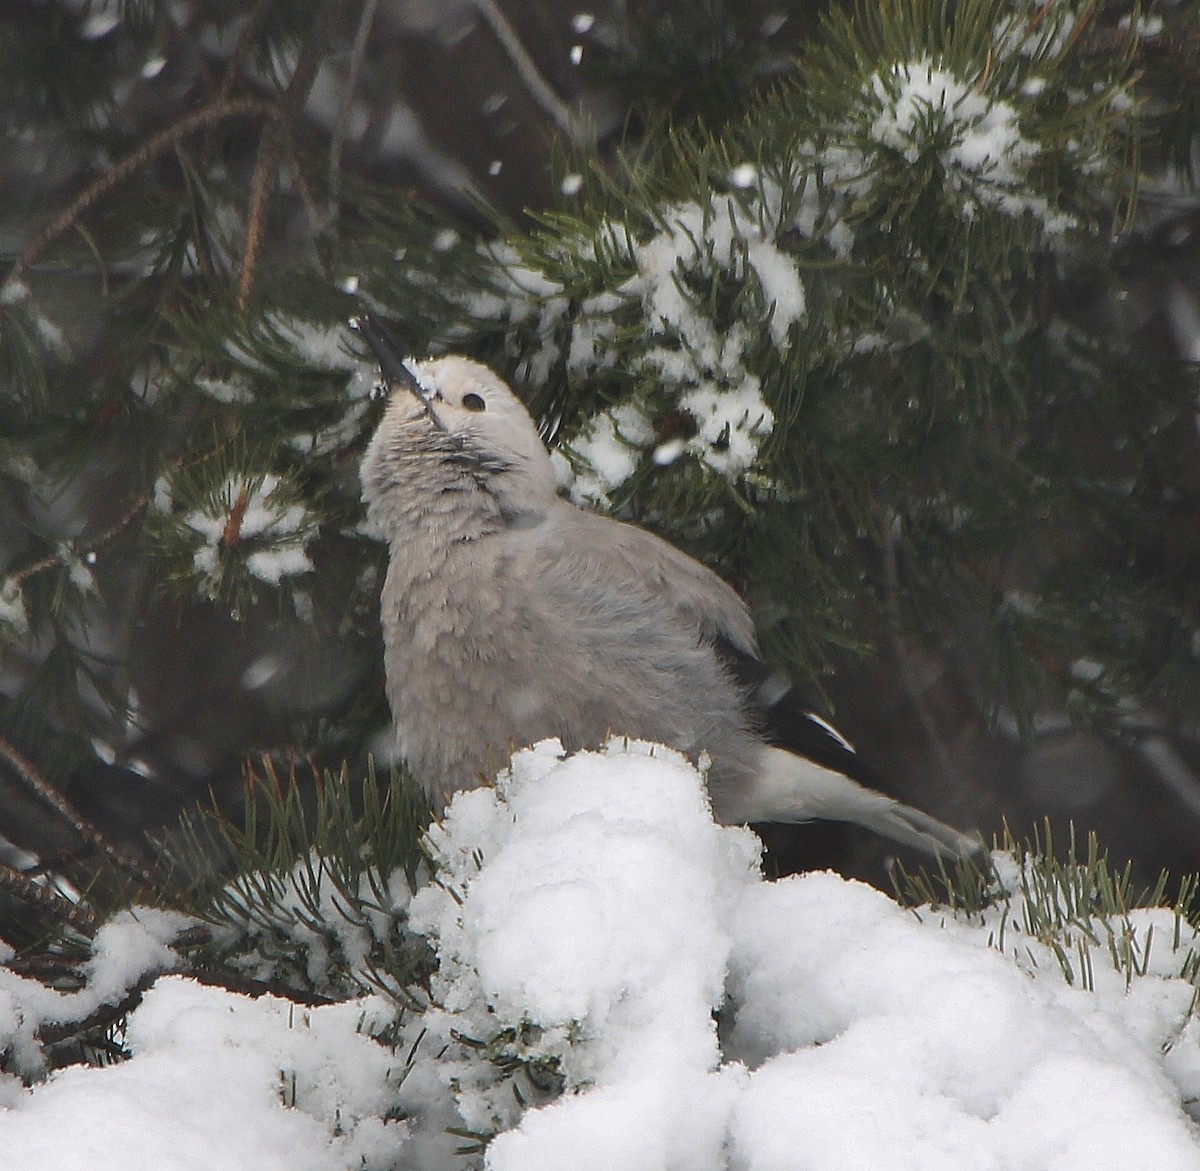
[357,320,557,529]
[406,356,552,480]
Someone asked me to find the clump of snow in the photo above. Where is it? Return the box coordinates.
[0,278,69,355]
[678,376,772,477]
[61,549,96,594]
[181,473,315,595]
[0,277,30,306]
[196,374,253,403]
[410,742,757,1095]
[564,402,656,505]
[0,579,29,637]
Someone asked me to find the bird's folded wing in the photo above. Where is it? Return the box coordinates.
[530,503,759,654]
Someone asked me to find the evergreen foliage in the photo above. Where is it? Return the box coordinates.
[169,757,432,1003]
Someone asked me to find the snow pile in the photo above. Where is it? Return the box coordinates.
[3,741,1199,1169]
[0,976,404,1171]
[410,738,1200,1170]
[405,738,759,1154]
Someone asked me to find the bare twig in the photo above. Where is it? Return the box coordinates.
[327,0,383,227]
[238,0,352,305]
[472,0,592,147]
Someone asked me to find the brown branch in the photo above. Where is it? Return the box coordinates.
[238,121,286,307]
[237,0,352,305]
[190,966,337,1006]
[0,859,98,935]
[10,487,152,587]
[8,98,277,284]
[36,974,162,1045]
[0,735,157,889]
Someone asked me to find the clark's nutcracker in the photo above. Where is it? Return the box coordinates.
[355,317,979,859]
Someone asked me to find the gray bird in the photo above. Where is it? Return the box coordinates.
[355,317,979,859]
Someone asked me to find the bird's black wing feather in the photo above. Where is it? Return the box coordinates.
[714,636,883,789]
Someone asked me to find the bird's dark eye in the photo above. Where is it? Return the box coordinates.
[462,392,486,412]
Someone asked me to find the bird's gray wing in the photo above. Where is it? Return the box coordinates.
[533,503,758,656]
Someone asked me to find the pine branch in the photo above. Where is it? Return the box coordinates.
[238,0,353,304]
[6,98,277,283]
[0,859,97,935]
[0,736,157,890]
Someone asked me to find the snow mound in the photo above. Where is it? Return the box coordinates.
[2,739,1198,1170]
[0,977,404,1171]
[411,737,1200,1170]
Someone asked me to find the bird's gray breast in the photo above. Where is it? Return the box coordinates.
[379,524,758,810]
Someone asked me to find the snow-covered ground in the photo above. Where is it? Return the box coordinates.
[2,738,1200,1169]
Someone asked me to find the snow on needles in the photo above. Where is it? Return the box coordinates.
[551,192,799,505]
[865,57,1073,231]
[473,188,800,506]
[3,742,1200,1169]
[183,472,316,594]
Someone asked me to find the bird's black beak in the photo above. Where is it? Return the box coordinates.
[350,314,425,398]
[350,315,447,431]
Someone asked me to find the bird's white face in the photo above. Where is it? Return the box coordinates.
[395,356,559,510]
[407,357,534,442]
